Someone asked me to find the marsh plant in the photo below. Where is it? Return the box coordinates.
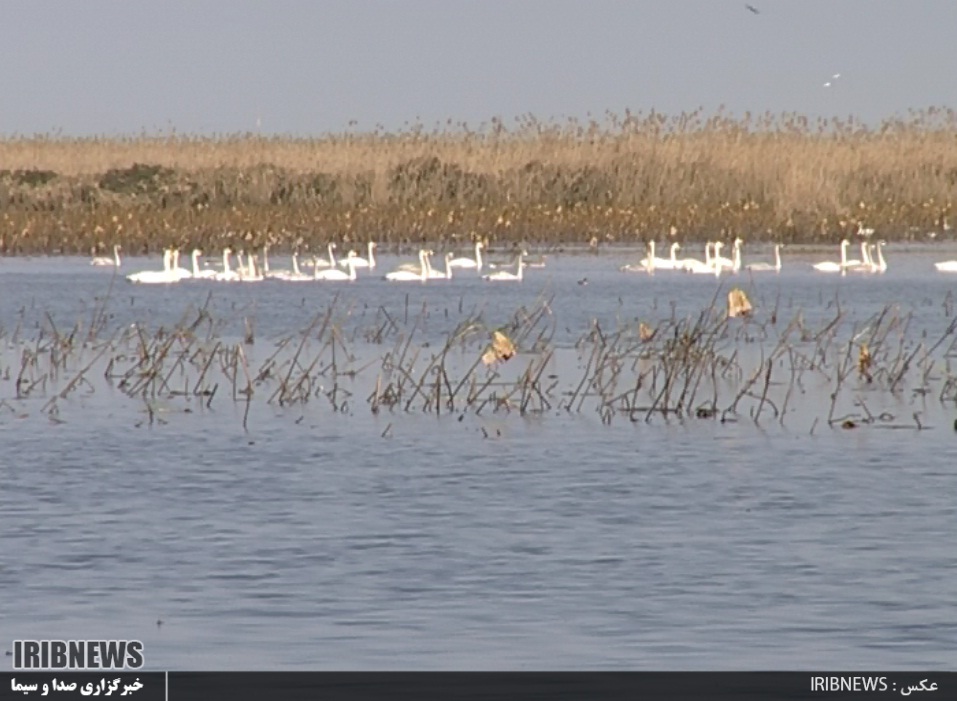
[1,108,956,257]
[2,290,956,434]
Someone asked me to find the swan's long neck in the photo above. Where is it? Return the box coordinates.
[368,242,376,268]
[516,253,524,280]
[114,245,121,266]
[222,250,231,273]
[733,241,742,271]
[671,242,679,264]
[327,243,337,267]
[475,242,483,270]
[774,244,782,270]
[445,254,453,279]
[292,253,301,276]
[705,241,713,265]
[262,246,271,273]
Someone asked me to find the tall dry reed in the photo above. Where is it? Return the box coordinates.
[1,108,955,255]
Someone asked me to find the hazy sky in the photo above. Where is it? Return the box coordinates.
[2,0,955,136]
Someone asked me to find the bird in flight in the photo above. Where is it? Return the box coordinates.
[745,4,760,13]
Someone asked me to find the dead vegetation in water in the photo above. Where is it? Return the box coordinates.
[1,108,957,256]
[2,290,956,433]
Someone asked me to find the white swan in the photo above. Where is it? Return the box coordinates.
[384,268,427,282]
[711,241,733,270]
[812,240,849,273]
[654,242,682,270]
[311,243,338,269]
[235,251,249,279]
[189,249,217,279]
[934,255,957,272]
[261,244,291,279]
[339,241,376,269]
[848,242,874,273]
[483,252,524,281]
[427,252,455,280]
[396,249,433,272]
[622,241,658,272]
[168,249,193,280]
[127,249,178,284]
[214,248,241,281]
[746,244,782,272]
[240,253,264,282]
[637,240,680,271]
[732,239,743,272]
[712,239,741,272]
[263,246,292,280]
[679,242,714,274]
[621,242,654,272]
[842,240,869,270]
[620,259,653,273]
[640,241,658,269]
[232,250,262,281]
[448,241,484,270]
[385,250,430,282]
[271,252,311,281]
[315,253,357,281]
[870,241,887,273]
[91,244,121,267]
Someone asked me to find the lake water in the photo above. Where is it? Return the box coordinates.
[1,243,956,670]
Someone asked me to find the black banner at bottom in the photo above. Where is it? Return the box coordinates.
[2,672,953,700]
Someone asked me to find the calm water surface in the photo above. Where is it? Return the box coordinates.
[1,245,956,669]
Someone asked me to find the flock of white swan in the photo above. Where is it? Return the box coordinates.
[621,237,957,275]
[91,241,538,284]
[620,238,892,276]
[89,237,957,283]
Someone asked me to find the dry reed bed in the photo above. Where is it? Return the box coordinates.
[1,109,957,256]
[2,291,956,432]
